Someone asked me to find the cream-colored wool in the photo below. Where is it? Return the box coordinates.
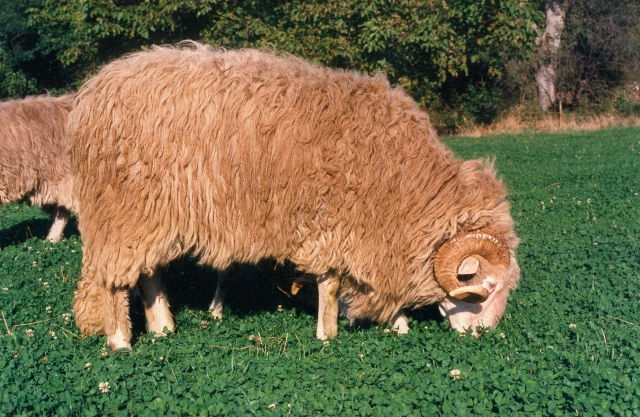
[0,94,74,242]
[68,43,520,346]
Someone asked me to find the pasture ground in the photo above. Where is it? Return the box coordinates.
[1,127,639,416]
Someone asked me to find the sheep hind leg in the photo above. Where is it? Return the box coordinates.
[46,206,69,243]
[73,270,107,336]
[316,272,340,340]
[104,287,133,350]
[209,267,234,319]
[138,271,175,336]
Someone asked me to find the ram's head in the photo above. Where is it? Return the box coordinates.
[434,231,519,336]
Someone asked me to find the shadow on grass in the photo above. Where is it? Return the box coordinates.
[0,215,80,248]
[129,258,319,339]
[129,257,444,339]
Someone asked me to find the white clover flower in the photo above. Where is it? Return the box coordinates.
[99,382,110,393]
[499,333,506,339]
[200,320,208,329]
[25,329,34,338]
[569,323,577,330]
[84,362,91,370]
[46,306,52,314]
[61,313,71,324]
[268,404,276,410]
[449,369,461,380]
[43,282,49,288]
[32,261,37,267]
[277,305,284,312]
[248,334,263,345]
[49,330,57,339]
[2,288,8,294]
[322,340,330,347]
[100,347,108,357]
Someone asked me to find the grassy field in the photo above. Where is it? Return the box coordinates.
[1,127,639,416]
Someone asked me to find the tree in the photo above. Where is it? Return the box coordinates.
[532,0,640,112]
[557,0,640,106]
[535,0,566,111]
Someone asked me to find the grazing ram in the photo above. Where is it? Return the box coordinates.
[68,43,520,350]
[0,94,74,243]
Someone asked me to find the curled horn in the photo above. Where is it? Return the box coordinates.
[434,232,510,303]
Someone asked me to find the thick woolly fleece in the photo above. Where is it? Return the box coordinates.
[68,43,520,338]
[0,94,75,241]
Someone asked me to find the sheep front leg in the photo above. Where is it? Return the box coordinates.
[46,206,69,243]
[138,271,174,336]
[391,310,409,334]
[316,272,340,340]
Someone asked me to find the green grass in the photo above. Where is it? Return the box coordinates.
[1,127,639,416]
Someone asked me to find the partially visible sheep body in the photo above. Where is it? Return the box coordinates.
[69,44,520,350]
[0,94,74,243]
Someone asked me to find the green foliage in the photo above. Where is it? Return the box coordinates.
[615,96,640,116]
[1,128,640,415]
[0,0,41,97]
[15,0,541,112]
[0,49,38,98]
[203,0,541,106]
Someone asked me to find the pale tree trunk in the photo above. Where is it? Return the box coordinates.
[536,1,565,111]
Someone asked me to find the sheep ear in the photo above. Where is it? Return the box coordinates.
[291,281,304,295]
[458,256,480,275]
